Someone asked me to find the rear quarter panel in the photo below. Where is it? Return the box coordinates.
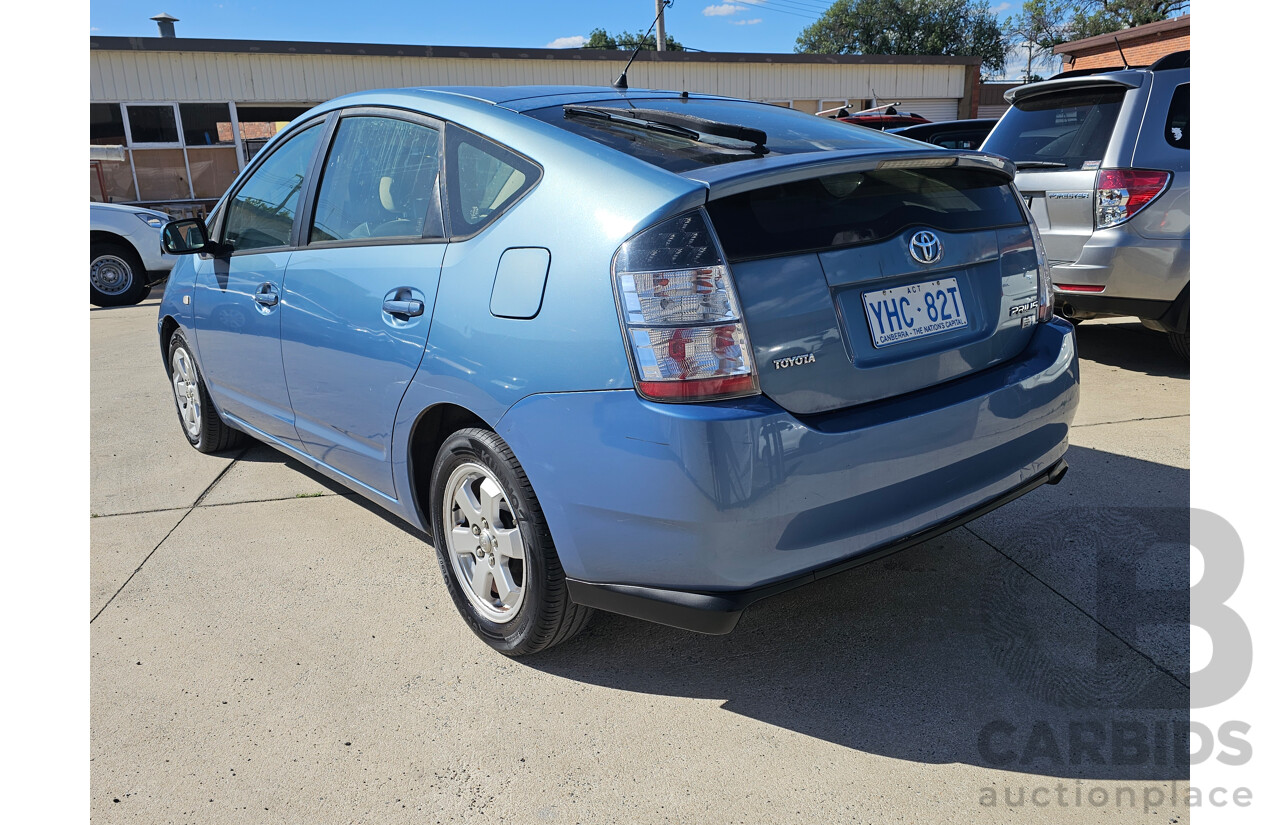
[386,91,709,520]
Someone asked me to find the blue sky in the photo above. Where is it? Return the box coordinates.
[89,0,1018,55]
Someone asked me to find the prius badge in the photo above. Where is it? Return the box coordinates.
[908,230,944,265]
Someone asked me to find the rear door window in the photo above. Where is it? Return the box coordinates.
[1165,83,1189,149]
[983,87,1127,170]
[444,125,541,237]
[309,115,444,243]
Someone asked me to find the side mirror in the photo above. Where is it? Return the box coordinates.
[162,219,212,255]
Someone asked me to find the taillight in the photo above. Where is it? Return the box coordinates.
[612,210,759,403]
[1028,216,1054,323]
[1095,169,1171,229]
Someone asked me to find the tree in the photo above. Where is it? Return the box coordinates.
[795,0,1008,76]
[582,27,684,52]
[1068,0,1188,39]
[1003,0,1072,83]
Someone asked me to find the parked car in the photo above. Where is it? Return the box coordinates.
[889,118,998,150]
[90,202,175,306]
[981,51,1190,355]
[158,85,1079,655]
[837,106,930,130]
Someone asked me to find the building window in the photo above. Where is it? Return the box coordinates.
[89,101,318,206]
[126,105,181,144]
[179,103,235,146]
[1165,84,1189,150]
[179,103,239,197]
[90,103,127,146]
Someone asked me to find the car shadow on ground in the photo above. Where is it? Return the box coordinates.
[1072,320,1189,380]
[523,444,1189,782]
[233,443,431,539]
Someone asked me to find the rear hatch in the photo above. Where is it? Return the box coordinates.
[524,95,1045,415]
[982,80,1136,267]
[700,160,1040,414]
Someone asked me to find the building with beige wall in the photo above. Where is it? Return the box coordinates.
[90,34,982,211]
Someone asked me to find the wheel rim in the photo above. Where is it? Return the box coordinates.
[90,254,135,296]
[442,462,527,623]
[171,347,202,440]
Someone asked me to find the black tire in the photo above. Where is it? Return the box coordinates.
[1168,305,1189,358]
[167,330,247,454]
[430,428,593,656]
[90,241,151,307]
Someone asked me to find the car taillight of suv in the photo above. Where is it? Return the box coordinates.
[1095,168,1172,229]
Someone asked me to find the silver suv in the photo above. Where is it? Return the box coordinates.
[982,51,1189,355]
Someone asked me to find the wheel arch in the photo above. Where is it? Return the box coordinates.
[406,402,490,542]
[159,315,181,369]
[90,230,140,260]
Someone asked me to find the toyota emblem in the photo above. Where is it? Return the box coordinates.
[908,230,943,264]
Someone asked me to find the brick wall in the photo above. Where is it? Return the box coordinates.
[1057,16,1190,71]
[1068,31,1190,70]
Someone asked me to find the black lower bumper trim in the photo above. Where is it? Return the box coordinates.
[566,458,1068,635]
[1055,294,1173,322]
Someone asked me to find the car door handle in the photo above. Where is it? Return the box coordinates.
[383,299,424,317]
[253,283,279,307]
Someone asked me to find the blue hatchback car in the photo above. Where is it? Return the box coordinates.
[158,85,1079,655]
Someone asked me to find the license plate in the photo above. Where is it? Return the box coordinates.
[862,277,968,348]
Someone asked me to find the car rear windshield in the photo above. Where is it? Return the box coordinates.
[525,98,913,173]
[705,167,1025,262]
[982,86,1127,170]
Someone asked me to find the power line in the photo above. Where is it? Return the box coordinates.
[736,0,828,17]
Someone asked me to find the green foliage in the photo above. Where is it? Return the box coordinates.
[1069,0,1188,39]
[582,27,684,52]
[795,0,1008,75]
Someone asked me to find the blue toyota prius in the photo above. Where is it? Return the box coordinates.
[158,85,1079,655]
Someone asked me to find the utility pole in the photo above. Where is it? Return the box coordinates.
[655,0,667,51]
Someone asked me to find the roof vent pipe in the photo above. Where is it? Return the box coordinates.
[151,12,178,38]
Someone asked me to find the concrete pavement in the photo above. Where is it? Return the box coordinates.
[91,290,1190,824]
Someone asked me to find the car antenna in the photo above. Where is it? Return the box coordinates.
[613,0,673,90]
[1113,36,1130,69]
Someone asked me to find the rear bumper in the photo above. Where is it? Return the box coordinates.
[567,459,1068,634]
[495,318,1079,625]
[1049,224,1188,303]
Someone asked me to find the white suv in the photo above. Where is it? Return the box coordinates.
[90,203,175,306]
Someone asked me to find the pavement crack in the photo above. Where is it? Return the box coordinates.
[1073,413,1189,429]
[90,447,248,625]
[90,506,189,520]
[963,523,1190,691]
[199,492,348,508]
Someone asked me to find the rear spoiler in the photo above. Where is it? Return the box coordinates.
[680,149,1015,202]
[1005,74,1141,105]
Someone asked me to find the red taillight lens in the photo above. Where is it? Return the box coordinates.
[613,210,759,403]
[1095,169,1171,229]
[1055,283,1105,293]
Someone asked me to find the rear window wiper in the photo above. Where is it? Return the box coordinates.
[563,105,768,153]
[1015,160,1069,169]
